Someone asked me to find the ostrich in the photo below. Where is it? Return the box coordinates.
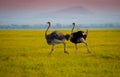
[70,22,91,53]
[45,22,70,55]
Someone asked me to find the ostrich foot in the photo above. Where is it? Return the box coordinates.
[88,50,91,53]
[64,51,69,54]
[48,53,52,56]
[74,50,78,53]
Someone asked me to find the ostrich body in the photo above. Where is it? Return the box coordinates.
[70,22,91,53]
[45,22,69,55]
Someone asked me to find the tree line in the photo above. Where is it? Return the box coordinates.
[0,23,120,29]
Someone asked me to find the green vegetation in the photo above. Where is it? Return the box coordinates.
[0,29,120,77]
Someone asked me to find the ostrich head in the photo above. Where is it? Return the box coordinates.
[72,22,75,25]
[47,22,51,26]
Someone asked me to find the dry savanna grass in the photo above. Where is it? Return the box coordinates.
[0,29,120,77]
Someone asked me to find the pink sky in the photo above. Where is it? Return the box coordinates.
[0,0,120,12]
[0,0,120,25]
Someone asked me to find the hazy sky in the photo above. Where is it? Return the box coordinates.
[0,0,120,25]
[0,0,120,11]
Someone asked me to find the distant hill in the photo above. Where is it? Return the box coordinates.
[55,6,93,15]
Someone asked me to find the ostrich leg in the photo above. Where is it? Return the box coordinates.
[81,38,91,53]
[48,44,54,56]
[75,44,78,53]
[63,42,69,54]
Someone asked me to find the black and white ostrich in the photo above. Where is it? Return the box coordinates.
[70,22,91,53]
[45,22,70,55]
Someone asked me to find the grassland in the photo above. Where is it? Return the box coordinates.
[0,29,120,77]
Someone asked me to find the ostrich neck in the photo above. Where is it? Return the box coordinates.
[71,25,75,33]
[45,24,50,36]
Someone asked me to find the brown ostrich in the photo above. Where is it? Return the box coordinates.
[45,22,70,55]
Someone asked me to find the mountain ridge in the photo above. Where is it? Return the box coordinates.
[54,6,93,15]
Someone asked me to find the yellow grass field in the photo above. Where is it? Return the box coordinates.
[0,29,120,77]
